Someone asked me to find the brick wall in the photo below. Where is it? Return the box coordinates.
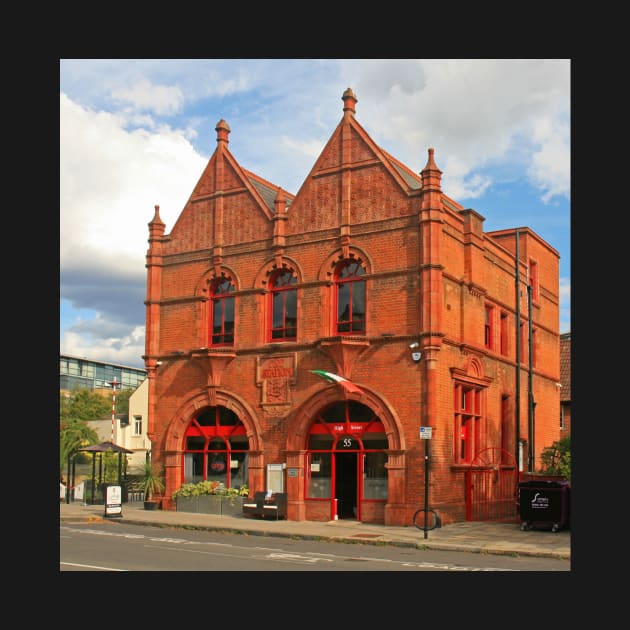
[144,90,561,525]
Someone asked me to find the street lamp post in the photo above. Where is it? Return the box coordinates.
[109,377,119,442]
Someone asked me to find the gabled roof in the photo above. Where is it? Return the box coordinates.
[242,169,294,213]
[178,88,464,236]
[182,118,294,223]
[380,148,422,191]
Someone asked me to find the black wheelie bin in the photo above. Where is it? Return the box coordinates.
[518,479,570,532]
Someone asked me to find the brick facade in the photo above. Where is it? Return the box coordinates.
[143,88,561,526]
[560,332,571,436]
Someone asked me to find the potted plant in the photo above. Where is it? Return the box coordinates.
[140,461,165,510]
[172,481,249,515]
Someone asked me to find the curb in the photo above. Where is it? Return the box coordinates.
[60,514,570,560]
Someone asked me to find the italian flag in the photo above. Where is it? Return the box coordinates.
[310,370,364,395]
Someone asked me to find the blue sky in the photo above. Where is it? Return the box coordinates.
[60,59,570,369]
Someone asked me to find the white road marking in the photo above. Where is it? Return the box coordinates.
[60,562,127,571]
[60,525,518,571]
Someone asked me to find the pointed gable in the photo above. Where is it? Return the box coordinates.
[286,88,425,234]
[164,119,291,255]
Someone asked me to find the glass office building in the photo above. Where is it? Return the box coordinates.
[60,354,147,392]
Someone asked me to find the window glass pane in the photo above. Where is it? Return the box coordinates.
[321,402,347,424]
[362,432,388,449]
[206,453,227,484]
[223,297,234,327]
[337,283,350,320]
[363,452,388,499]
[308,434,334,449]
[213,300,224,332]
[336,259,365,334]
[218,407,238,426]
[352,283,365,317]
[229,452,248,488]
[196,410,215,426]
[211,278,235,346]
[208,438,225,450]
[285,289,296,320]
[228,434,249,450]
[272,291,283,328]
[272,269,296,287]
[335,436,359,450]
[347,401,373,423]
[270,270,297,339]
[307,452,332,498]
[186,436,205,450]
[188,452,204,484]
[216,278,234,294]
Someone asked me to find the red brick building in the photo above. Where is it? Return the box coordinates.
[560,332,571,437]
[143,88,561,526]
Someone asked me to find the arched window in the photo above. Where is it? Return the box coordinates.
[210,277,235,346]
[335,259,365,334]
[269,268,297,341]
[181,407,249,488]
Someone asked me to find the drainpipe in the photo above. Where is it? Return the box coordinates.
[515,231,521,473]
[527,281,535,472]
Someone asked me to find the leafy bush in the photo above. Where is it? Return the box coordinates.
[172,481,248,499]
[538,436,571,482]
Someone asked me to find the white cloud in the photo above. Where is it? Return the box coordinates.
[527,113,570,203]
[60,92,206,269]
[61,325,146,368]
[343,59,570,203]
[60,60,571,368]
[111,78,184,116]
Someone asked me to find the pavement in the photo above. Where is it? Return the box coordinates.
[59,500,570,561]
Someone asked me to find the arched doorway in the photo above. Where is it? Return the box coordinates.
[305,400,389,520]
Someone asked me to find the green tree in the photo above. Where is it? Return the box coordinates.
[112,388,133,415]
[60,388,111,423]
[538,436,571,482]
[59,418,99,477]
[60,388,110,477]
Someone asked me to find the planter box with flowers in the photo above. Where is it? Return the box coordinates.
[173,481,249,516]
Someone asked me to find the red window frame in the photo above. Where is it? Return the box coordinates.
[181,407,249,487]
[209,277,235,346]
[335,260,366,334]
[453,384,482,464]
[269,268,297,341]
[484,304,494,350]
[305,401,388,504]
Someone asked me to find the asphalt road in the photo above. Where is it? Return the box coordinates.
[60,521,570,571]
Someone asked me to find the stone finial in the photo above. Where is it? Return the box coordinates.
[150,204,165,226]
[342,88,358,116]
[274,187,287,212]
[215,119,231,144]
[422,147,442,174]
